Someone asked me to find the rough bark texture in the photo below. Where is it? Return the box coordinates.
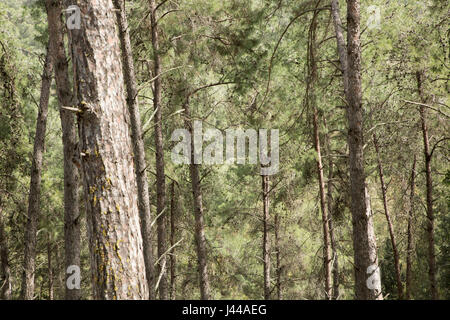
[114,0,156,299]
[148,0,168,300]
[47,0,81,300]
[183,99,210,300]
[262,174,270,300]
[405,155,416,300]
[21,46,53,300]
[169,182,177,300]
[0,201,12,300]
[373,133,403,299]
[416,71,438,300]
[67,0,149,299]
[346,0,382,300]
[331,0,348,96]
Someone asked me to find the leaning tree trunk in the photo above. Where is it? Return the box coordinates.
[183,99,211,300]
[308,8,332,299]
[148,0,168,300]
[66,0,149,299]
[113,0,156,299]
[47,0,81,300]
[0,200,12,300]
[405,155,416,300]
[416,71,438,300]
[21,44,53,300]
[373,133,403,299]
[345,0,382,299]
[262,174,271,300]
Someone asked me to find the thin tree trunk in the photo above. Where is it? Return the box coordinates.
[183,99,210,300]
[148,0,168,300]
[262,174,270,300]
[324,118,340,300]
[331,0,348,96]
[345,0,382,299]
[169,182,177,300]
[373,133,403,299]
[405,155,416,300]
[47,234,54,300]
[46,0,81,300]
[308,8,332,299]
[114,0,156,299]
[274,211,281,300]
[0,200,12,300]
[21,45,53,300]
[416,71,439,300]
[67,0,149,299]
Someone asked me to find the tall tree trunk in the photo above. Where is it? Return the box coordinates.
[47,234,54,300]
[416,71,439,300]
[21,45,53,300]
[274,211,281,300]
[262,174,270,300]
[183,99,210,300]
[67,0,149,299]
[148,0,168,300]
[169,182,177,300]
[308,8,332,299]
[0,200,12,300]
[346,0,382,299]
[405,155,416,300]
[331,0,348,96]
[46,0,81,300]
[373,133,403,299]
[324,118,340,300]
[114,0,156,299]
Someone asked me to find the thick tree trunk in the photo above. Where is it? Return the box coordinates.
[262,174,270,300]
[21,46,53,300]
[405,155,416,300]
[373,133,403,299]
[46,0,81,300]
[114,0,156,299]
[324,119,340,300]
[346,0,382,300]
[183,100,211,300]
[169,182,177,300]
[416,71,438,300]
[148,0,168,300]
[67,0,149,299]
[0,201,12,300]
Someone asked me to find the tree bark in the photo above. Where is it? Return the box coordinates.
[47,234,54,300]
[373,133,403,299]
[405,155,416,300]
[21,45,53,300]
[262,174,270,300]
[416,71,439,300]
[183,99,211,300]
[114,0,156,299]
[148,0,168,300]
[331,0,348,96]
[67,0,149,299]
[46,0,81,300]
[345,0,382,299]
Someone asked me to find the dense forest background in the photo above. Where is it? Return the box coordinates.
[0,0,448,300]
